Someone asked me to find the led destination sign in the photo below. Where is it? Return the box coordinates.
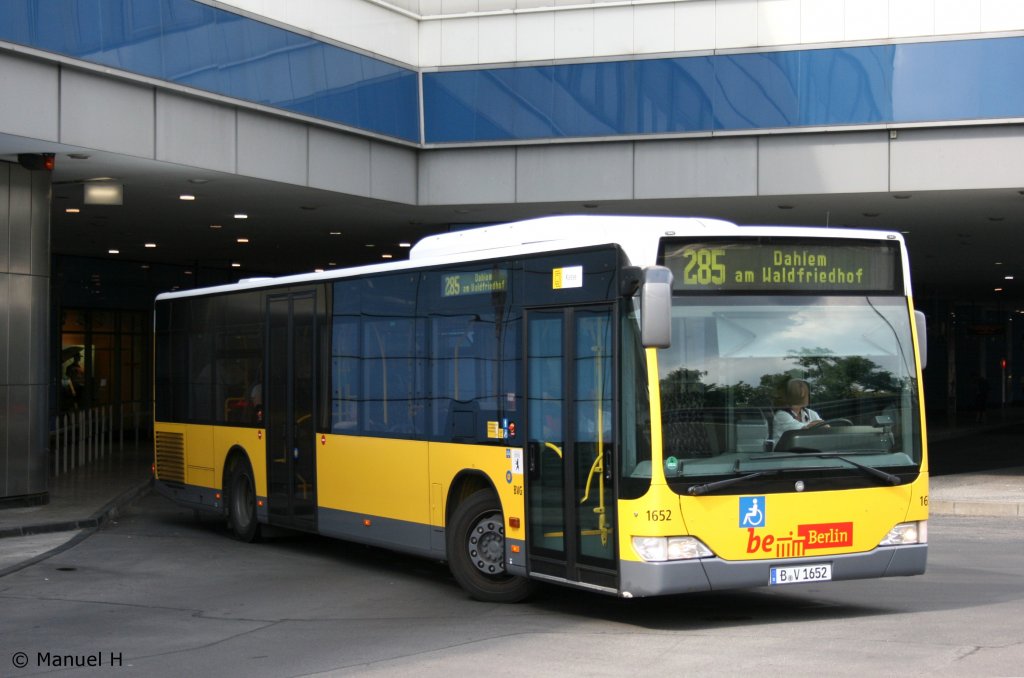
[442,269,508,297]
[662,239,900,293]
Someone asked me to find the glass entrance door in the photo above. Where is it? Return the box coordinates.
[526,305,617,589]
[266,292,317,529]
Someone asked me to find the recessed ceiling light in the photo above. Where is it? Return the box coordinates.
[329,231,341,236]
[108,249,120,254]
[1006,276,1015,280]
[145,243,157,248]
[68,153,90,160]
[237,237,249,243]
[382,254,393,259]
[365,243,375,248]
[314,268,324,273]
[66,208,80,214]
[140,264,150,269]
[210,224,222,229]
[231,262,241,268]
[188,178,209,184]
[328,262,337,266]
[399,242,411,248]
[234,213,248,219]
[179,194,196,201]
[184,270,193,275]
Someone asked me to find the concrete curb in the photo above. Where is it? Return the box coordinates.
[0,479,152,578]
[930,500,1023,518]
[0,477,153,540]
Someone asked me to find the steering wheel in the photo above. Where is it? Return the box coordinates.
[821,418,853,427]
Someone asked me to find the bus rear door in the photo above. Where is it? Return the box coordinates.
[266,291,318,530]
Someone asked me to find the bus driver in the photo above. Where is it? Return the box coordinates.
[773,378,827,441]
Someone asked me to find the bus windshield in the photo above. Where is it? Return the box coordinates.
[656,295,922,482]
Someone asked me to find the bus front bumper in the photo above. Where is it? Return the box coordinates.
[619,543,927,598]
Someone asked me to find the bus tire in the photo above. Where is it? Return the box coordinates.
[446,489,535,603]
[227,458,260,542]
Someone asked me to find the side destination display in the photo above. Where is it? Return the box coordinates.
[661,239,901,293]
[442,269,508,297]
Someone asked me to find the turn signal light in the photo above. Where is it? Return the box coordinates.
[508,517,521,529]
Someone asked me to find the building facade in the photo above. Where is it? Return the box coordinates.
[3,0,1024,501]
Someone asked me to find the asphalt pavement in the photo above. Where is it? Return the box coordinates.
[0,411,1020,577]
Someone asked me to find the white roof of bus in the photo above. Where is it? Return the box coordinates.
[155,215,908,300]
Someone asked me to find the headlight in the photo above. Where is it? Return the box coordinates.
[879,520,928,546]
[632,536,713,562]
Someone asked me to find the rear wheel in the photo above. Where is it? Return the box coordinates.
[447,489,535,602]
[227,458,260,542]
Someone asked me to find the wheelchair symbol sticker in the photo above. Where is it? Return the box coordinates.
[739,496,766,528]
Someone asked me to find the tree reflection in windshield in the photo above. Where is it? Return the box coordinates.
[657,297,920,477]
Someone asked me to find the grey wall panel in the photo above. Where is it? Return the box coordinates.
[370,142,417,204]
[7,166,31,275]
[7,273,32,386]
[418,147,515,205]
[0,162,47,500]
[0,273,7,385]
[29,274,47,385]
[156,92,237,174]
[516,143,634,203]
[0,384,7,496]
[30,172,50,277]
[758,132,890,195]
[237,111,308,185]
[0,52,59,142]
[891,126,1024,191]
[634,137,757,199]
[5,384,29,495]
[28,382,47,494]
[0,163,8,272]
[308,128,372,197]
[60,69,155,158]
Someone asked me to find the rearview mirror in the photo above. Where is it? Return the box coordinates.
[640,266,673,348]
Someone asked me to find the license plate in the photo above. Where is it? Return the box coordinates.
[769,563,832,585]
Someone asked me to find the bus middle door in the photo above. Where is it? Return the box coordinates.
[525,304,618,591]
[266,291,318,531]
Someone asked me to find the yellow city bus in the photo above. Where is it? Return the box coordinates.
[153,215,928,601]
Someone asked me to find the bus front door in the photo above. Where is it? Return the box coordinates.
[266,292,317,530]
[526,305,618,591]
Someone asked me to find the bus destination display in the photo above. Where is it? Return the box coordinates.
[662,240,899,293]
[442,269,508,297]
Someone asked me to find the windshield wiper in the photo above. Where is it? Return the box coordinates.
[752,452,901,486]
[688,470,770,496]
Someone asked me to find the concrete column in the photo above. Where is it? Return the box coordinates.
[1,161,50,504]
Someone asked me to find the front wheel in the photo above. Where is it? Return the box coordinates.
[227,458,260,542]
[447,490,535,603]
